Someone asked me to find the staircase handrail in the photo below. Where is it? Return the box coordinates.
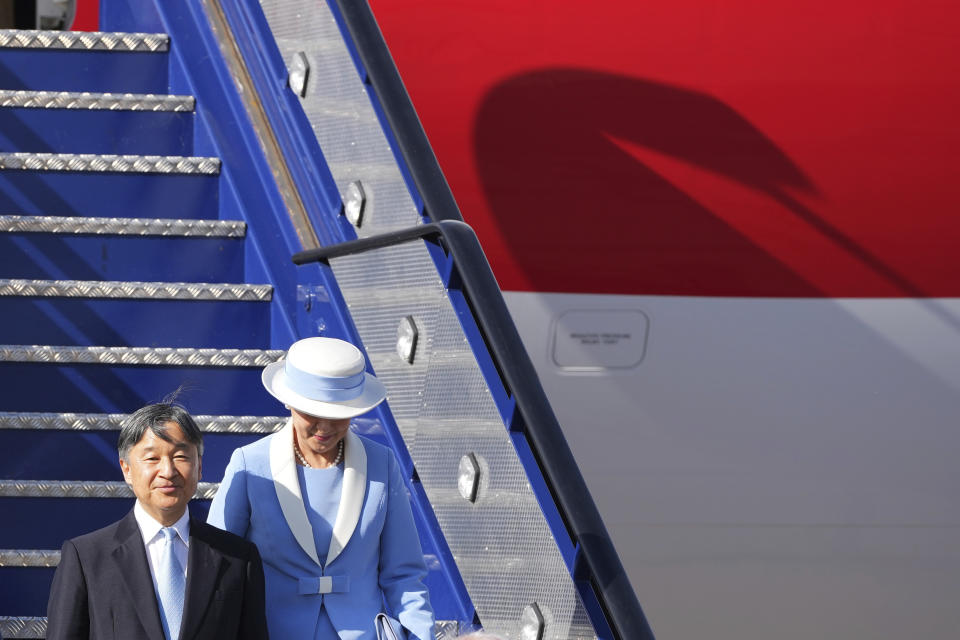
[293,220,655,640]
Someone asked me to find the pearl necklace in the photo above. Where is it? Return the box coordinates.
[295,437,343,468]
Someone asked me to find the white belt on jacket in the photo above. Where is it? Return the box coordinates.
[298,575,350,594]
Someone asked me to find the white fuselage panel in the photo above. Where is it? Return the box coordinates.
[504,291,960,639]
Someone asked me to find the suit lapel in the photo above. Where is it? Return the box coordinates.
[326,430,367,565]
[178,520,224,640]
[269,419,321,565]
[111,511,166,640]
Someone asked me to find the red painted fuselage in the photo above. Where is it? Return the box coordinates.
[370,2,960,638]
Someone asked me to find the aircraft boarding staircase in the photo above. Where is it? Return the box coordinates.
[0,2,652,639]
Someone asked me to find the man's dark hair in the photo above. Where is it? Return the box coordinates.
[118,403,204,461]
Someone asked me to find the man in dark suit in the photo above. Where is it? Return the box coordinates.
[47,403,269,640]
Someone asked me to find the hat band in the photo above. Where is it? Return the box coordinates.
[284,361,366,403]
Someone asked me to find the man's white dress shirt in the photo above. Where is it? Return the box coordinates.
[133,501,190,595]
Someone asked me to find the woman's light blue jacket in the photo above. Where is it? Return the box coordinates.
[207,421,435,640]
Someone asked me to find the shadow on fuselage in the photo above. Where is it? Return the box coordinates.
[473,69,930,300]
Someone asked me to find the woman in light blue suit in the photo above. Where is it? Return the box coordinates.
[208,337,435,640]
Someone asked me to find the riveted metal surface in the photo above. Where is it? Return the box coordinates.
[0,617,46,640]
[0,30,168,52]
[0,215,245,237]
[258,0,421,234]
[342,284,448,309]
[0,90,194,111]
[0,550,59,567]
[0,412,286,433]
[0,480,218,499]
[0,279,271,301]
[330,244,596,640]
[0,345,284,367]
[247,3,597,636]
[0,153,219,174]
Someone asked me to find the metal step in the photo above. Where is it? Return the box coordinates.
[0,153,219,175]
[0,282,272,349]
[0,480,218,499]
[0,412,284,433]
[0,280,272,347]
[0,498,128,550]
[0,92,195,155]
[0,550,58,567]
[0,549,453,570]
[0,617,460,640]
[0,414,282,482]
[0,162,219,219]
[0,216,246,283]
[0,363,282,415]
[0,432,267,483]
[0,279,270,301]
[0,30,168,52]
[0,30,170,94]
[0,617,45,640]
[0,154,221,219]
[0,90,193,112]
[0,482,221,551]
[0,552,459,639]
[0,345,283,367]
[0,215,245,237]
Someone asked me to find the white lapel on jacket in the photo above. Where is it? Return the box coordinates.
[269,419,321,566]
[326,429,367,565]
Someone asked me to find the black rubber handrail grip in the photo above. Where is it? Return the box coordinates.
[293,220,654,639]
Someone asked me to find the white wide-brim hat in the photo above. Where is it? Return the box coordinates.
[262,337,387,419]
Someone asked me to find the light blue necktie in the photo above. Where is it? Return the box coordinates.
[156,527,185,640]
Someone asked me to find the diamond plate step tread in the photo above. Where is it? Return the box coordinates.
[0,215,245,237]
[0,617,46,640]
[0,279,272,301]
[0,412,286,433]
[0,550,455,577]
[0,30,168,52]
[0,345,284,367]
[0,90,194,111]
[0,618,460,640]
[0,550,59,567]
[0,479,218,499]
[0,153,219,174]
